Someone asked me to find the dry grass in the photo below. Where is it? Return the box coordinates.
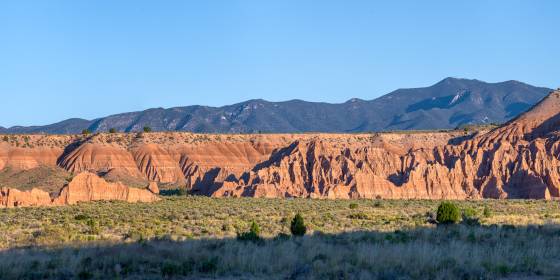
[0,197,559,279]
[1,225,559,279]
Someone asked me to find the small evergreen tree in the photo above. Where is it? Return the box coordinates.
[143,126,152,133]
[436,202,460,224]
[109,128,117,133]
[250,221,260,236]
[81,129,91,135]
[483,206,492,218]
[290,213,307,236]
[237,221,260,242]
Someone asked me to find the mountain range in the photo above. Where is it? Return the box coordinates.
[0,77,552,134]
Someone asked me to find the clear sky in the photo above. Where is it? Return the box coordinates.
[1,0,558,127]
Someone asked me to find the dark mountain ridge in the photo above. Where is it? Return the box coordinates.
[0,78,552,134]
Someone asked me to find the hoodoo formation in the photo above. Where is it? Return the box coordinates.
[1,90,560,206]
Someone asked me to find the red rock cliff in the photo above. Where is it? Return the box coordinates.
[1,91,560,200]
[0,172,159,208]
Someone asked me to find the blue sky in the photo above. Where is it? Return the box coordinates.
[0,0,558,127]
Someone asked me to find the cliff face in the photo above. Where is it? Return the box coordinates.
[213,141,476,199]
[1,90,560,202]
[0,144,63,170]
[214,91,560,199]
[0,172,159,208]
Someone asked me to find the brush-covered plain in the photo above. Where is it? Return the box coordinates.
[1,197,560,279]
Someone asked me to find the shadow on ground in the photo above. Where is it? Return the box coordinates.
[0,224,559,279]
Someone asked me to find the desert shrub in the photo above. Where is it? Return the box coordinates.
[483,206,492,218]
[74,214,89,221]
[86,219,100,235]
[348,212,369,220]
[1,136,8,142]
[159,188,188,196]
[237,221,260,242]
[349,203,358,209]
[249,221,260,235]
[109,128,117,133]
[143,126,152,133]
[177,187,188,196]
[436,202,460,224]
[81,129,91,135]
[221,223,231,232]
[461,208,480,226]
[290,213,307,236]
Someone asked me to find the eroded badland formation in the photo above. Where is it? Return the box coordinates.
[2,90,560,207]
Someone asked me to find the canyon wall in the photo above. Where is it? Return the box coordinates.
[1,90,560,203]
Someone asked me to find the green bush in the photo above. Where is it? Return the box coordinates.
[483,206,492,218]
[237,221,260,242]
[347,212,369,220]
[143,126,152,133]
[81,129,91,135]
[290,213,307,236]
[436,202,461,224]
[86,219,100,235]
[109,128,117,133]
[349,203,358,209]
[461,208,480,226]
[177,187,188,196]
[74,214,90,221]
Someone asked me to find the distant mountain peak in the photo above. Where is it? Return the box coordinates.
[0,78,552,134]
[434,77,485,86]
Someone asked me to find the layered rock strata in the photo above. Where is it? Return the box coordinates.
[1,91,560,201]
[0,172,159,208]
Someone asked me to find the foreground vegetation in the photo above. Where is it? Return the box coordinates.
[1,197,560,279]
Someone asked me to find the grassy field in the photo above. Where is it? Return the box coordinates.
[1,197,560,279]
